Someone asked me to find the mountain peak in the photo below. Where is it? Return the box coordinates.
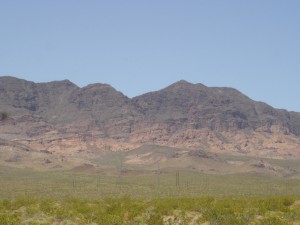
[83,83,113,89]
[175,79,191,84]
[0,76,34,84]
[170,80,192,87]
[38,79,78,89]
[163,80,207,92]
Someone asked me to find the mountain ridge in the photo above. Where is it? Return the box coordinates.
[1,76,300,159]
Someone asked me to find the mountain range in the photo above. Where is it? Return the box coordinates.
[1,76,300,159]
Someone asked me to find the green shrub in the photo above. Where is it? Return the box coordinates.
[258,217,289,225]
[0,112,8,121]
[0,213,21,225]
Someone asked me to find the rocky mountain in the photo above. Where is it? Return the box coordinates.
[1,76,300,159]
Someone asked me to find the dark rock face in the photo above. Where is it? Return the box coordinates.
[132,80,300,134]
[0,77,78,117]
[0,76,38,112]
[1,76,300,157]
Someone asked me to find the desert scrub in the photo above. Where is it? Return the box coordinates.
[0,196,299,224]
[0,112,8,121]
[0,213,21,225]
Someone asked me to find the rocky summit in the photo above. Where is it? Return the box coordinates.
[1,76,300,159]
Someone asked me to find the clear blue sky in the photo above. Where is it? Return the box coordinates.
[1,1,300,111]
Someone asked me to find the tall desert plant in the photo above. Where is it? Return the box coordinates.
[0,112,8,121]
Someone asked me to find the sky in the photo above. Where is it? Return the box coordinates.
[0,0,300,111]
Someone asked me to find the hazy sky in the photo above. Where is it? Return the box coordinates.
[1,1,300,111]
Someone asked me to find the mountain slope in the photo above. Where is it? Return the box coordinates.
[132,80,296,133]
[1,76,300,158]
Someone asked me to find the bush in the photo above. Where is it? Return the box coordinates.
[0,112,8,121]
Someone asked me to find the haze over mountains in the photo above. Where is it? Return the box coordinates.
[1,76,300,159]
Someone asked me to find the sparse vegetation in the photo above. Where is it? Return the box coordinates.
[1,166,300,200]
[0,112,8,121]
[0,196,299,224]
[0,166,299,224]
